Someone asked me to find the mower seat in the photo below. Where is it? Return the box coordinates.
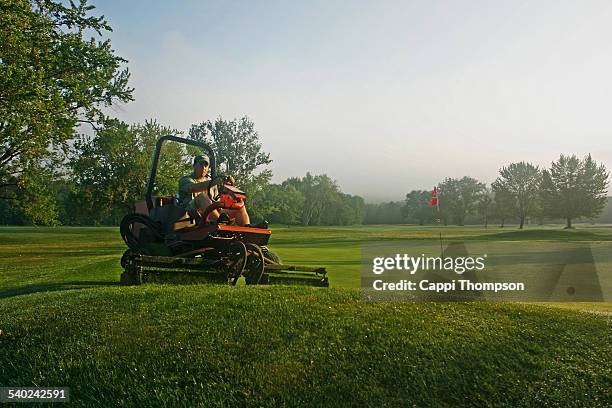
[148,196,196,234]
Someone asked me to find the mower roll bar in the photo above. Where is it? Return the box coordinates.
[145,135,216,211]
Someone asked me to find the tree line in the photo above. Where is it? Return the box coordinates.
[398,159,609,229]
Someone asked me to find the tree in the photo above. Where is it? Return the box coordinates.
[249,183,304,224]
[492,186,515,227]
[492,162,540,229]
[437,177,485,225]
[322,193,364,225]
[0,0,133,217]
[188,117,272,198]
[284,173,332,226]
[282,173,364,226]
[476,188,494,228]
[250,175,363,225]
[341,194,365,225]
[0,160,61,225]
[67,119,186,225]
[540,154,609,228]
[401,190,435,225]
[363,201,404,224]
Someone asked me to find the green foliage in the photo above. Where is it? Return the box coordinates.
[0,159,62,225]
[476,187,494,227]
[0,0,133,215]
[250,183,305,224]
[401,190,435,225]
[188,116,272,197]
[319,191,363,226]
[282,173,364,226]
[284,173,328,225]
[492,186,516,227]
[363,201,405,224]
[492,162,541,229]
[14,162,60,225]
[541,154,609,228]
[593,197,612,223]
[437,177,486,225]
[337,193,365,225]
[251,174,364,225]
[66,119,187,225]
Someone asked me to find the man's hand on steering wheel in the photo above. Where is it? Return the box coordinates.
[208,176,226,200]
[207,175,237,200]
[212,176,225,189]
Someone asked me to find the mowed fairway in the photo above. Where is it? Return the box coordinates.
[0,225,611,406]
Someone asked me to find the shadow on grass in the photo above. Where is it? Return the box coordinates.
[1,250,122,257]
[0,280,119,299]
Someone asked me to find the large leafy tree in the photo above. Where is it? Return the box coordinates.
[0,0,133,218]
[320,192,364,225]
[401,190,435,225]
[340,193,365,225]
[437,177,486,225]
[540,154,609,228]
[284,173,332,226]
[492,162,541,229]
[283,173,359,226]
[249,183,304,225]
[188,116,272,197]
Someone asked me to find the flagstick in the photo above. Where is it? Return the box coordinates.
[429,187,444,258]
[437,203,444,258]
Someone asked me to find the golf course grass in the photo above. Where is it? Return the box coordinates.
[1,225,611,406]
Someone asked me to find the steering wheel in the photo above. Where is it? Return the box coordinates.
[208,176,236,201]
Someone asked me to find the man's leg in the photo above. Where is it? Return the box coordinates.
[223,206,250,227]
[194,193,250,226]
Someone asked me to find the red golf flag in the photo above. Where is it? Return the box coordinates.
[428,187,438,207]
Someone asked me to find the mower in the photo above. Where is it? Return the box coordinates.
[119,135,328,287]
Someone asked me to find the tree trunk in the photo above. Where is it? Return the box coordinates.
[500,218,505,228]
[519,216,525,229]
[566,217,572,229]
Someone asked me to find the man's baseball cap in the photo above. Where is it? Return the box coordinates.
[193,155,209,165]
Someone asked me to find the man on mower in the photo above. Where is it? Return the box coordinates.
[178,155,251,226]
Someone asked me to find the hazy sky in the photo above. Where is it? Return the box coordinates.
[95,0,612,202]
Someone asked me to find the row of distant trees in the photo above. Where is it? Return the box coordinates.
[251,175,364,226]
[0,106,608,228]
[395,158,609,229]
[2,110,607,228]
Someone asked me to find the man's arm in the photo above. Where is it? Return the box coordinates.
[186,179,215,194]
[186,176,230,194]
